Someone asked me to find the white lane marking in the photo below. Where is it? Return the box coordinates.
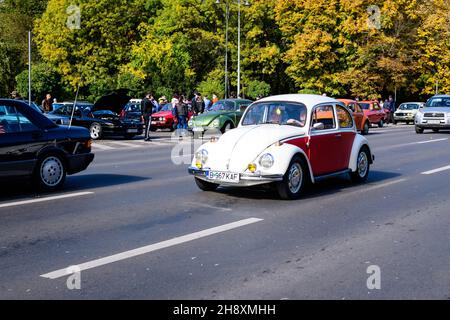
[416,138,448,144]
[421,165,450,175]
[0,192,94,209]
[91,143,115,150]
[106,141,143,148]
[41,217,263,279]
[187,202,233,212]
[361,178,408,192]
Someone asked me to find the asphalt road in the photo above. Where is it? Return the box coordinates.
[1,124,450,299]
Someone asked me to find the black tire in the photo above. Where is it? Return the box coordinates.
[393,120,397,125]
[432,128,440,133]
[33,153,67,191]
[350,147,370,183]
[221,122,233,134]
[415,126,424,134]
[194,177,219,191]
[150,127,157,132]
[89,122,102,140]
[378,119,384,128]
[361,121,369,135]
[276,155,308,200]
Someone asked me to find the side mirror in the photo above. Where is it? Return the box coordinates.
[312,122,325,130]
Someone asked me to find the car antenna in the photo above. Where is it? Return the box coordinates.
[68,84,80,129]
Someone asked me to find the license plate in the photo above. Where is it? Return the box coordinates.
[151,121,157,125]
[193,127,204,132]
[428,120,441,124]
[127,129,138,133]
[206,170,240,183]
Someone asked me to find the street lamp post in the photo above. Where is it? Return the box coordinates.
[216,0,249,99]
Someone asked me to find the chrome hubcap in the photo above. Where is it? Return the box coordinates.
[357,152,368,177]
[91,124,101,139]
[40,157,63,187]
[288,163,302,194]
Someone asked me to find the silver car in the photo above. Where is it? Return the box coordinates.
[415,95,450,133]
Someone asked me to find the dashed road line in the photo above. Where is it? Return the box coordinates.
[40,217,263,279]
[421,165,450,175]
[0,192,95,209]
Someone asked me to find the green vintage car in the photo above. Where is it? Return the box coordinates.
[188,99,253,133]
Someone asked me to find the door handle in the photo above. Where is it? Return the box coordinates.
[335,134,342,138]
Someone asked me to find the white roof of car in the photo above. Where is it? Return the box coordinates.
[257,94,340,108]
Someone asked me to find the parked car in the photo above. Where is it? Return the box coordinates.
[358,100,386,127]
[52,101,94,113]
[0,99,94,191]
[189,94,374,199]
[46,94,144,140]
[150,103,194,132]
[415,95,450,134]
[337,99,370,135]
[188,99,252,134]
[393,102,424,124]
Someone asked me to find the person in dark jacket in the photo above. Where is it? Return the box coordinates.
[141,93,154,141]
[192,92,205,115]
[41,93,53,113]
[176,96,189,130]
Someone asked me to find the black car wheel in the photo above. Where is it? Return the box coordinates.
[415,126,424,134]
[276,155,308,200]
[195,177,219,191]
[221,122,233,133]
[90,122,102,140]
[33,153,66,191]
[361,121,369,135]
[350,147,370,183]
[378,119,384,128]
[432,128,440,133]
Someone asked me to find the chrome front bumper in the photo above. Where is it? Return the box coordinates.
[188,166,283,185]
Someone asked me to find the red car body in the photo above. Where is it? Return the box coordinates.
[150,104,193,131]
[337,99,370,135]
[358,100,386,127]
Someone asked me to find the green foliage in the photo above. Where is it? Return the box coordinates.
[15,63,66,102]
[243,80,270,99]
[197,79,224,100]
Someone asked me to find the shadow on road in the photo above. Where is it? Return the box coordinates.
[215,170,402,201]
[0,174,149,202]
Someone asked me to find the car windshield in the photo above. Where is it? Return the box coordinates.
[207,101,235,112]
[242,102,307,127]
[426,97,450,108]
[160,103,173,111]
[359,103,370,110]
[399,104,420,110]
[125,103,141,112]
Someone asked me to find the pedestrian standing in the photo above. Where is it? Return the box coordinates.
[141,93,153,141]
[176,96,189,130]
[193,93,205,115]
[204,95,211,111]
[42,93,53,113]
[385,95,396,124]
[11,91,24,101]
[212,94,219,104]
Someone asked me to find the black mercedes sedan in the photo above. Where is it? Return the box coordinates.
[46,92,144,140]
[0,99,94,191]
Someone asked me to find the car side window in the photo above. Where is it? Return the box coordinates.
[373,103,380,110]
[336,105,354,129]
[347,103,355,112]
[311,105,336,130]
[0,105,39,133]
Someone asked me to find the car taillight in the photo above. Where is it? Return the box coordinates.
[84,139,92,149]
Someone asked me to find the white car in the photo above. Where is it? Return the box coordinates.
[188,94,375,199]
[393,102,424,124]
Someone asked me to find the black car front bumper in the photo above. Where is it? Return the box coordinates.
[66,153,95,174]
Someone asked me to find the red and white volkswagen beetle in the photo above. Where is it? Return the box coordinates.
[188,94,374,199]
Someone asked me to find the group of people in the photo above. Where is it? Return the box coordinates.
[9,91,57,113]
[140,91,220,141]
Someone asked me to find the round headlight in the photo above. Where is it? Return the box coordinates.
[195,149,208,164]
[211,119,220,127]
[259,153,274,169]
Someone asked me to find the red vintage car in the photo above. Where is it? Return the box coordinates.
[358,100,386,127]
[150,104,193,132]
[337,99,370,135]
